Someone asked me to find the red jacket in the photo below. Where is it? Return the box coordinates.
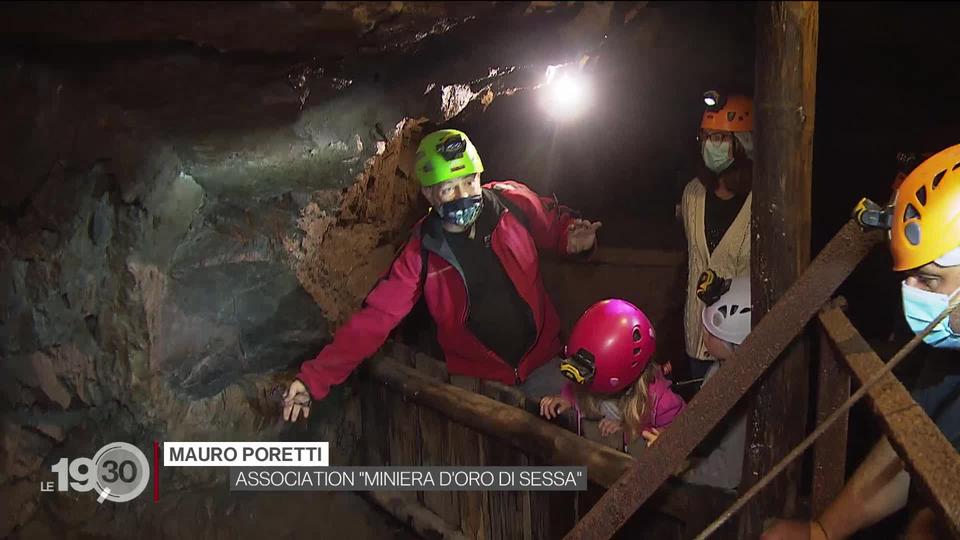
[297,181,582,400]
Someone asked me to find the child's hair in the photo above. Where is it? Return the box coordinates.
[573,361,660,440]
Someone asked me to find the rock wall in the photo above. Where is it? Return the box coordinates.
[0,40,443,540]
[0,3,677,536]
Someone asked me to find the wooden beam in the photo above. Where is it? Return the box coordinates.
[363,355,734,525]
[742,1,819,535]
[818,306,960,535]
[810,323,851,516]
[367,491,471,540]
[366,356,634,488]
[562,222,883,540]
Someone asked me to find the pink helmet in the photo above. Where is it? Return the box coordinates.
[561,299,657,394]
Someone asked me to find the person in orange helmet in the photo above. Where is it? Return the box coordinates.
[763,144,960,540]
[678,92,754,385]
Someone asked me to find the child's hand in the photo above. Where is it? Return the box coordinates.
[599,418,623,437]
[641,427,662,448]
[539,395,572,419]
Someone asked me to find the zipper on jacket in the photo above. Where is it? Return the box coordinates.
[489,207,541,383]
[488,204,546,384]
[441,191,535,385]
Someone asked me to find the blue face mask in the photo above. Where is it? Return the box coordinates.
[901,281,960,349]
[703,139,734,173]
[438,195,482,228]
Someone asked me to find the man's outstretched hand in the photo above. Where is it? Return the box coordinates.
[567,219,602,254]
[282,379,313,422]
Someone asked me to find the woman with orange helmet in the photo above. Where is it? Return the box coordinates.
[678,92,755,384]
[763,144,960,540]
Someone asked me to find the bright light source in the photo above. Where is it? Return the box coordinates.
[541,71,592,121]
[703,90,723,111]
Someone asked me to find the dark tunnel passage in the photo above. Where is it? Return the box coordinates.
[1,2,959,539]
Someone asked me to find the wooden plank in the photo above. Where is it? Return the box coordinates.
[370,356,741,527]
[417,354,461,529]
[562,221,884,540]
[449,375,488,539]
[528,453,577,540]
[372,358,635,487]
[818,306,960,535]
[386,388,420,502]
[360,375,390,467]
[810,322,850,515]
[368,491,470,540]
[740,2,819,535]
[480,380,530,540]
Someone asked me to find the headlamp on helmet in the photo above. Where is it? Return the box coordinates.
[560,348,596,386]
[703,90,725,112]
[697,269,732,307]
[437,135,467,161]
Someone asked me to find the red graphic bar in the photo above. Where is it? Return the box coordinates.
[153,441,160,502]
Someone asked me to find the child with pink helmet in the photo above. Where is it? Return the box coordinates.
[539,299,686,450]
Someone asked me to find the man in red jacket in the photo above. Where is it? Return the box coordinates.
[283,129,601,422]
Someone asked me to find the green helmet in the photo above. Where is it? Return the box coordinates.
[414,129,484,187]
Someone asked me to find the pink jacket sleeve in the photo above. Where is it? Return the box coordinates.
[487,181,584,257]
[296,234,425,400]
[648,374,686,429]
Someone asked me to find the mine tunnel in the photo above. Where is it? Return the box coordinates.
[2,2,960,539]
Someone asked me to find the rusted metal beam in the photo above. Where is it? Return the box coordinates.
[818,306,960,534]
[810,321,851,515]
[563,221,884,540]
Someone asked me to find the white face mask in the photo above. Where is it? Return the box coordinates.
[703,139,734,173]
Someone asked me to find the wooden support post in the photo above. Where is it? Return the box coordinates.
[810,322,850,516]
[742,1,818,535]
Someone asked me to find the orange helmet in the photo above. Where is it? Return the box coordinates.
[701,95,753,132]
[890,143,960,271]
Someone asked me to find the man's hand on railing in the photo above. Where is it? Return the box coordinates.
[282,379,313,422]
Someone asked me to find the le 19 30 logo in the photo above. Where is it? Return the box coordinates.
[42,442,150,503]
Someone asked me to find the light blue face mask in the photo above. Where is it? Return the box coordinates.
[703,139,734,173]
[901,281,960,349]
